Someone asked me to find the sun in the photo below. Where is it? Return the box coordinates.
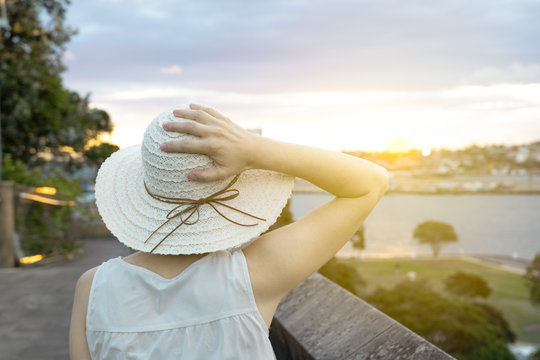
[386,134,412,153]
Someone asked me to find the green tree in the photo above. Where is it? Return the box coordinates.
[319,257,366,296]
[350,225,365,249]
[0,0,113,166]
[444,271,491,299]
[475,303,515,343]
[84,142,120,165]
[1,154,41,185]
[413,220,458,258]
[525,253,540,306]
[367,279,515,360]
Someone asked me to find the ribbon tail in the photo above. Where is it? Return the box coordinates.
[209,201,266,227]
[144,218,173,244]
[148,208,198,253]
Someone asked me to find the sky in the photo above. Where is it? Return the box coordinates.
[62,0,540,152]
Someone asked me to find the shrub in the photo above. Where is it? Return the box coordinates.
[367,279,515,360]
[444,271,491,299]
[3,155,84,256]
[319,258,366,296]
[18,175,83,255]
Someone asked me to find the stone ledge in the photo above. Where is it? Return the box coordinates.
[273,273,455,360]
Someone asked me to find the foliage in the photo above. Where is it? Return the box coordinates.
[0,0,113,165]
[1,0,112,255]
[367,279,515,360]
[475,302,516,343]
[319,257,366,296]
[413,220,458,257]
[2,153,83,255]
[84,142,120,165]
[17,174,83,255]
[351,257,540,345]
[350,225,365,249]
[525,253,540,306]
[444,271,492,299]
[1,154,42,185]
[530,348,540,360]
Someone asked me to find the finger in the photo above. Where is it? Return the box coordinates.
[189,104,231,122]
[160,139,210,155]
[188,167,227,182]
[172,109,215,125]
[163,120,213,138]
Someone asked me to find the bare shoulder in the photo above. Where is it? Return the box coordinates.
[75,266,99,296]
[69,266,99,360]
[71,266,99,321]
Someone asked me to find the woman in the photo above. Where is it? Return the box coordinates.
[69,104,389,359]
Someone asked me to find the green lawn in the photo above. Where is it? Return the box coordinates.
[342,257,540,345]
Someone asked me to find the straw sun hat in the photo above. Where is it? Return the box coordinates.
[95,106,294,255]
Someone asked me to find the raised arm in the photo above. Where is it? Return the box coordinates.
[242,136,388,295]
[162,104,388,311]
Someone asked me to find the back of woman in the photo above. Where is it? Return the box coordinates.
[69,104,389,359]
[87,250,273,359]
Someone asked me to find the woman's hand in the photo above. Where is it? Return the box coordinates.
[160,104,257,182]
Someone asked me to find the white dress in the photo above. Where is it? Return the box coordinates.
[86,249,276,359]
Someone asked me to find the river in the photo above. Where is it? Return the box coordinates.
[289,193,540,260]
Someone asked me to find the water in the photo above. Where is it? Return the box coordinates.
[289,193,540,260]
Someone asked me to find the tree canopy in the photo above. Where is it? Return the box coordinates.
[413,220,458,257]
[367,279,515,360]
[319,257,365,296]
[0,0,113,166]
[84,142,120,165]
[444,271,492,299]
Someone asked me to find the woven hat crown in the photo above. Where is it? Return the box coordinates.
[95,105,295,254]
[142,106,232,199]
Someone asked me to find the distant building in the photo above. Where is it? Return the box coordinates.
[515,146,529,163]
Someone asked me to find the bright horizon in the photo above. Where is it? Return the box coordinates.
[94,83,540,152]
[62,1,540,153]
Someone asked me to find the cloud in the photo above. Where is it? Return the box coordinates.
[64,1,540,150]
[64,0,540,93]
[63,50,76,61]
[464,63,540,84]
[139,7,171,20]
[159,65,183,74]
[87,81,540,151]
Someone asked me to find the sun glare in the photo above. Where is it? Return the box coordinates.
[99,133,112,143]
[386,134,412,153]
[101,83,540,152]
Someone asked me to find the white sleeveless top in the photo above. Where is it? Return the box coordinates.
[86,249,276,359]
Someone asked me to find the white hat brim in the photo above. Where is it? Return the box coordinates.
[95,145,294,255]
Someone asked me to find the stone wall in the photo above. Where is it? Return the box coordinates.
[272,273,455,360]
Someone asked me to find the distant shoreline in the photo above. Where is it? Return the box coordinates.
[385,190,540,195]
[292,177,540,195]
[292,187,540,195]
[336,253,530,274]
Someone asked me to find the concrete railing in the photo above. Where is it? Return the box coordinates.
[270,273,455,360]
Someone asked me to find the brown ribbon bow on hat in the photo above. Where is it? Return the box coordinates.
[144,174,266,253]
